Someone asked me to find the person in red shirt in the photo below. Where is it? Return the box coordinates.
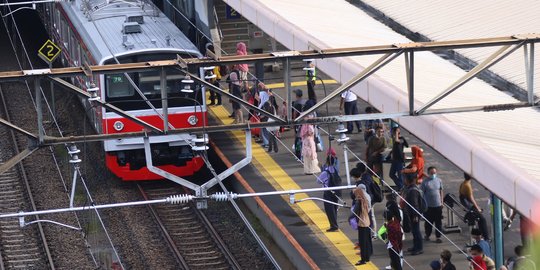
[385,210,403,270]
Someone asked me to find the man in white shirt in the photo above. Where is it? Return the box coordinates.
[339,90,362,134]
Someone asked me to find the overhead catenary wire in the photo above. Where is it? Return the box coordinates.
[0,3,123,268]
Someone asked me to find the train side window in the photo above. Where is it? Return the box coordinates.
[71,34,80,66]
[61,18,69,49]
[106,74,134,98]
[54,9,60,34]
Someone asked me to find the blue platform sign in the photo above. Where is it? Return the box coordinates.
[226,5,241,19]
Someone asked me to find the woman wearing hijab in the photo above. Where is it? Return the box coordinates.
[236,42,249,90]
[354,184,372,266]
[300,116,321,174]
[402,145,425,184]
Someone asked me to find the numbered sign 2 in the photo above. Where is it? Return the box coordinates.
[38,39,62,64]
[226,5,241,19]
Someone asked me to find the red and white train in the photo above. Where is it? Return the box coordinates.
[39,0,208,180]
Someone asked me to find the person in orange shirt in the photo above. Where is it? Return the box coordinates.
[401,145,425,184]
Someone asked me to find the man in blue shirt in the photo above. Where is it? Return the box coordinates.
[420,166,444,243]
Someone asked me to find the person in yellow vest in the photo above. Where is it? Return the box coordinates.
[304,59,317,103]
[208,65,222,106]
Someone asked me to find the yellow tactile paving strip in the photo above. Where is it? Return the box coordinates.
[208,94,377,269]
[264,79,337,89]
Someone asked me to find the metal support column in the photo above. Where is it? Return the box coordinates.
[69,170,78,208]
[343,144,351,186]
[35,78,44,144]
[284,58,292,122]
[49,62,55,120]
[492,194,504,269]
[160,68,168,132]
[525,43,535,105]
[405,52,414,115]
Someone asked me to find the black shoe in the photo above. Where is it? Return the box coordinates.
[208,102,215,106]
[406,247,415,252]
[216,102,222,106]
[410,250,424,256]
[326,228,338,232]
[355,260,367,266]
[229,115,235,118]
[274,148,278,153]
[267,148,273,152]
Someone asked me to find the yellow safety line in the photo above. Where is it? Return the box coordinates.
[264,79,338,89]
[208,99,377,269]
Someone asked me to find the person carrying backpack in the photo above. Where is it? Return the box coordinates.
[402,173,426,255]
[318,155,342,232]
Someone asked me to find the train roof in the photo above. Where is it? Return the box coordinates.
[59,0,201,64]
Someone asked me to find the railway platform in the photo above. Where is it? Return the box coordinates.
[206,75,523,269]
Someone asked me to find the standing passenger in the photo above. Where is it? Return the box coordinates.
[402,145,425,185]
[389,127,408,190]
[354,184,372,266]
[318,155,340,232]
[236,42,249,90]
[229,69,243,124]
[305,59,317,103]
[366,126,387,177]
[385,210,403,270]
[403,174,423,255]
[300,117,320,175]
[421,166,444,243]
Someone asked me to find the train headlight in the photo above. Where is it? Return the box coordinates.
[187,115,198,126]
[113,121,124,131]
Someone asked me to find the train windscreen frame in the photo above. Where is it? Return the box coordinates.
[103,53,203,112]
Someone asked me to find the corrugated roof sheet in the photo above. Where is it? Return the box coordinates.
[361,0,540,97]
[225,0,540,218]
[60,0,200,63]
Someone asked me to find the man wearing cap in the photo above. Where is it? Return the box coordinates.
[304,59,317,103]
[292,89,306,159]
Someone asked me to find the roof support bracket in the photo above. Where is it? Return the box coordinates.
[416,42,525,115]
[295,50,404,122]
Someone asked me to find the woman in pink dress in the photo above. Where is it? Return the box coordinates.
[300,120,320,174]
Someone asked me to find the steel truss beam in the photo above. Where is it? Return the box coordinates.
[296,51,403,121]
[0,35,539,82]
[0,34,536,176]
[38,101,532,146]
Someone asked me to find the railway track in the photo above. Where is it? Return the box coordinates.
[0,84,54,269]
[138,184,241,270]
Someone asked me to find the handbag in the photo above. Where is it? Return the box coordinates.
[349,214,358,230]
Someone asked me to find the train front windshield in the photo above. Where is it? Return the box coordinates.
[104,53,203,112]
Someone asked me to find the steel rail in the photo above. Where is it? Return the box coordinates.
[190,197,242,270]
[0,84,55,269]
[0,35,538,81]
[137,185,190,270]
